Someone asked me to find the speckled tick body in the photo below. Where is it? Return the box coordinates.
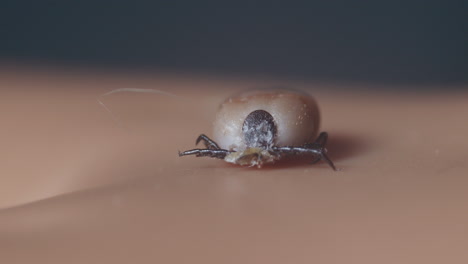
[179,89,336,170]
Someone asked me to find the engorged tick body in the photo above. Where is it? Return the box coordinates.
[178,89,337,170]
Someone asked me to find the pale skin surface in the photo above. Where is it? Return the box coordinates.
[1,66,468,264]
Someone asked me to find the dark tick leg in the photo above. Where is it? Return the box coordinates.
[180,134,231,160]
[178,149,231,159]
[195,134,221,150]
[310,131,328,147]
[271,132,337,171]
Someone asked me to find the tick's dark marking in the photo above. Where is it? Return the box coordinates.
[242,110,277,148]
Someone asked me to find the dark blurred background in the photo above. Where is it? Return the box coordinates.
[1,1,467,87]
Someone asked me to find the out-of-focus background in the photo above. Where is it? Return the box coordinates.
[2,0,467,87]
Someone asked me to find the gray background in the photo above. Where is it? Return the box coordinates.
[2,1,467,86]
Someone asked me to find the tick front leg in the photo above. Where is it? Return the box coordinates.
[178,149,231,159]
[195,134,221,150]
[180,134,231,160]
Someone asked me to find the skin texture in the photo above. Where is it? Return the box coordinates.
[0,66,468,264]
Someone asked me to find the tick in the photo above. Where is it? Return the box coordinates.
[179,89,337,170]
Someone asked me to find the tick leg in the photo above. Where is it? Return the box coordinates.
[195,134,221,150]
[307,132,337,170]
[312,131,328,147]
[180,134,230,160]
[317,150,337,171]
[271,132,337,171]
[179,149,231,159]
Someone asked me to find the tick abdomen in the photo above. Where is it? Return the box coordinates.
[213,89,320,151]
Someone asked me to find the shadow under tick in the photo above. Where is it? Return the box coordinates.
[324,133,371,162]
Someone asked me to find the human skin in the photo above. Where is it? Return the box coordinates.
[0,66,467,264]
